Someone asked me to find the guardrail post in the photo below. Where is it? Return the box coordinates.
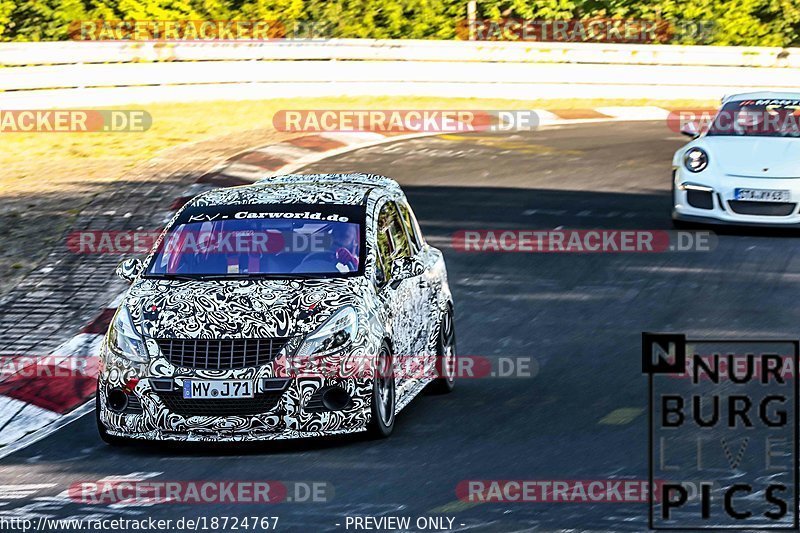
[467,1,476,41]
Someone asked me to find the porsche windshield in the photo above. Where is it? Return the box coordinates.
[707,99,800,138]
[145,204,365,278]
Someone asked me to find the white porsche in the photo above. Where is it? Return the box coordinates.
[672,91,800,227]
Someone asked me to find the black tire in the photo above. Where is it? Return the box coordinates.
[428,309,456,394]
[670,177,702,230]
[95,385,129,446]
[672,217,687,230]
[671,217,696,230]
[366,343,395,439]
[670,177,688,230]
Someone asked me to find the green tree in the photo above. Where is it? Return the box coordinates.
[0,0,798,45]
[4,0,87,41]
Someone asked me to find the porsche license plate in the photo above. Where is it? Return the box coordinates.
[183,380,253,399]
[734,188,791,202]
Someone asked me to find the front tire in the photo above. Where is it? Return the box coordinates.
[366,343,395,438]
[671,217,692,230]
[671,215,699,230]
[428,309,456,394]
[670,176,689,230]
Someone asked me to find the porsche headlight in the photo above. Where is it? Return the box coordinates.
[107,306,148,363]
[296,306,358,359]
[684,148,709,173]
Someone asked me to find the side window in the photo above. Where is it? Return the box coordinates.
[397,201,424,252]
[376,202,412,283]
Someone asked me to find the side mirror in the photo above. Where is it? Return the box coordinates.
[116,258,143,283]
[680,120,700,138]
[388,256,424,289]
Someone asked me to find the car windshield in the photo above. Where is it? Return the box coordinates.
[707,99,800,138]
[145,203,365,279]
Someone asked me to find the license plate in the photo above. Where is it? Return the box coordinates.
[182,380,253,399]
[734,188,791,202]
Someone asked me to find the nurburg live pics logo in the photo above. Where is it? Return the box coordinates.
[643,332,800,530]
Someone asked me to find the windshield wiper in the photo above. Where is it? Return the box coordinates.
[147,273,326,281]
[203,273,324,280]
[145,274,205,281]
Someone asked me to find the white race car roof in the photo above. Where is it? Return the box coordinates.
[722,91,800,103]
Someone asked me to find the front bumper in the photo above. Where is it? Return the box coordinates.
[672,210,800,229]
[98,357,373,442]
[105,425,367,443]
[673,168,800,227]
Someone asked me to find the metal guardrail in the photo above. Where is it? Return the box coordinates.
[3,61,800,92]
[0,39,798,107]
[1,39,797,67]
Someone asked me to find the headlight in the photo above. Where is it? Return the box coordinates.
[296,306,358,359]
[684,148,709,173]
[107,306,148,363]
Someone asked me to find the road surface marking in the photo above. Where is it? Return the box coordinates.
[598,407,643,425]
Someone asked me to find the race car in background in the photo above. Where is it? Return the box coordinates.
[672,91,800,227]
[97,173,456,444]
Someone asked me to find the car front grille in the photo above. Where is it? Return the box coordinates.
[157,390,284,417]
[727,201,796,216]
[155,338,292,370]
[123,395,143,415]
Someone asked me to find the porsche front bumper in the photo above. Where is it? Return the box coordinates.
[673,168,800,227]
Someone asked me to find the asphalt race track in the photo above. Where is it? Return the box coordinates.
[2,120,800,531]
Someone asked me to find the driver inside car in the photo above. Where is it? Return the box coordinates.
[332,224,360,271]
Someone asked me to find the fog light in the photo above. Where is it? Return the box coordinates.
[106,388,129,413]
[321,387,352,411]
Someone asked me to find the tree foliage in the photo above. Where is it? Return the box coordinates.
[1,0,798,45]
